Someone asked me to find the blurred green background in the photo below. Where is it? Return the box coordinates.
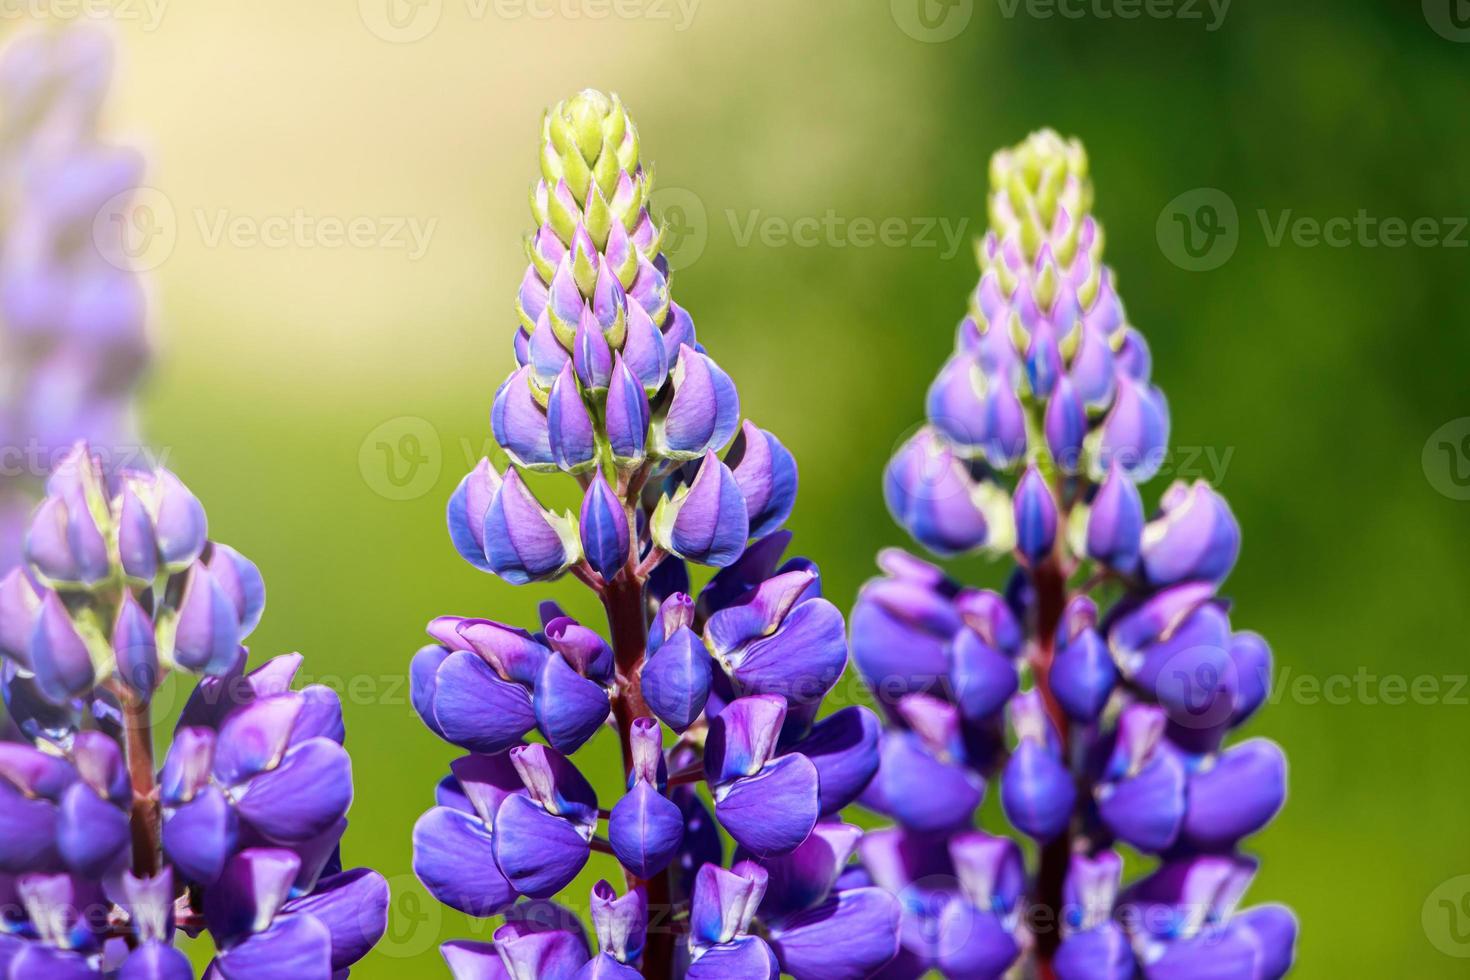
[45,0,1470,974]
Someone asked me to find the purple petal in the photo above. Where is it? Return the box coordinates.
[1099,379,1169,482]
[687,936,780,979]
[1181,739,1286,851]
[57,782,129,877]
[172,562,243,676]
[410,647,450,737]
[704,695,787,783]
[660,453,749,569]
[1000,740,1076,842]
[119,942,194,980]
[604,355,650,463]
[483,471,575,585]
[0,779,60,872]
[413,806,519,917]
[1142,481,1240,587]
[579,473,630,582]
[441,940,512,980]
[205,847,301,945]
[1087,462,1144,574]
[640,626,713,733]
[715,753,820,857]
[207,545,266,638]
[867,732,983,833]
[29,591,95,704]
[950,628,1018,722]
[1056,922,1135,980]
[113,592,159,698]
[1097,750,1186,855]
[118,486,158,581]
[492,367,555,469]
[235,738,353,844]
[725,422,798,539]
[935,899,1020,979]
[282,868,389,970]
[608,781,683,879]
[492,795,591,899]
[789,706,881,816]
[662,347,740,458]
[457,620,550,687]
[215,911,333,979]
[769,887,902,980]
[883,430,993,557]
[163,785,238,884]
[1013,466,1058,563]
[1236,904,1297,980]
[213,694,303,785]
[591,880,647,964]
[151,470,208,569]
[690,862,767,946]
[448,459,503,572]
[0,569,41,668]
[749,822,862,920]
[533,654,610,755]
[432,651,536,754]
[548,362,597,472]
[726,598,847,706]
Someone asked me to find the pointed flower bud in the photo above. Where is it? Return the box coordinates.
[483,470,581,585]
[1000,691,1075,842]
[652,452,749,569]
[725,422,798,540]
[658,346,740,460]
[492,367,556,471]
[1013,467,1057,564]
[447,457,503,573]
[1141,480,1240,586]
[1081,462,1143,574]
[30,590,96,704]
[579,472,630,582]
[604,354,651,465]
[884,429,1014,557]
[547,362,597,473]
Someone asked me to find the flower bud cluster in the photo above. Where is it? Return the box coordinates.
[854,131,1296,978]
[0,28,152,571]
[0,443,388,977]
[412,90,902,980]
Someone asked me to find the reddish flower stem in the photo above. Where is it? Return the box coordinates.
[600,563,676,980]
[118,686,161,879]
[1029,555,1072,978]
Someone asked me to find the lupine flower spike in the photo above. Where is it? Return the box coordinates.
[412,90,899,978]
[0,28,153,573]
[0,442,388,976]
[852,130,1296,978]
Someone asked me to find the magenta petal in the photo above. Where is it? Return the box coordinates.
[413,807,519,917]
[769,887,902,980]
[492,795,591,898]
[715,753,820,857]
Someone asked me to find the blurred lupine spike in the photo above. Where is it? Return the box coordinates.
[415,89,898,979]
[0,443,387,971]
[854,129,1295,978]
[0,27,153,574]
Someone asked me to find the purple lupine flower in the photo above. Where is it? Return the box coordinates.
[0,443,387,975]
[412,90,896,978]
[854,130,1295,977]
[0,28,152,574]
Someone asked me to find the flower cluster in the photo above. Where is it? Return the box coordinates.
[409,90,901,979]
[0,28,152,572]
[853,131,1296,977]
[0,443,387,977]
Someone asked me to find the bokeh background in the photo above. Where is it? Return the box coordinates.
[9,0,1468,974]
